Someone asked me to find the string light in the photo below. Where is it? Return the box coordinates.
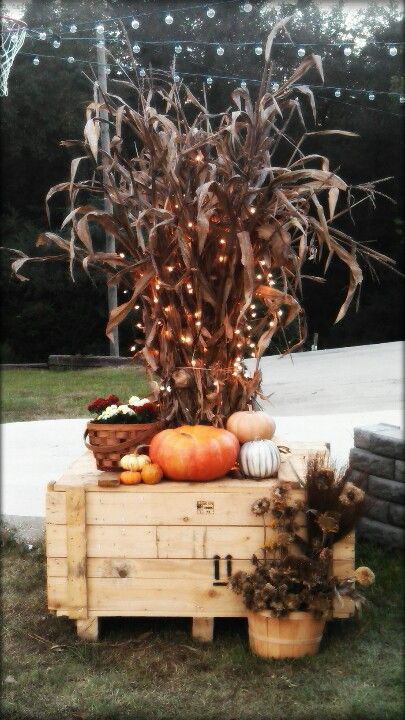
[39,32,47,40]
[69,25,77,33]
[207,8,215,18]
[175,44,182,54]
[195,320,202,327]
[191,358,197,366]
[195,152,203,161]
[277,309,283,317]
[217,46,224,56]
[133,43,141,53]
[130,345,136,352]
[96,24,104,35]
[164,305,171,312]
[165,14,174,25]
[251,311,257,317]
[256,273,263,280]
[269,320,276,327]
[206,76,213,85]
[343,46,352,57]
[173,74,180,82]
[389,46,398,56]
[254,46,262,56]
[243,2,253,11]
[67,56,75,63]
[123,289,129,294]
[249,207,256,214]
[139,68,146,77]
[234,329,241,335]
[369,92,375,101]
[218,255,227,262]
[247,324,252,330]
[335,89,341,97]
[136,322,143,329]
[187,221,193,228]
[250,304,256,309]
[219,238,226,245]
[297,47,305,57]
[53,39,61,48]
[134,304,140,310]
[131,18,140,30]
[167,265,174,272]
[33,56,40,65]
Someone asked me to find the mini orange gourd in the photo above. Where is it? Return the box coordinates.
[141,463,163,485]
[120,470,142,485]
[226,410,276,443]
[149,425,239,482]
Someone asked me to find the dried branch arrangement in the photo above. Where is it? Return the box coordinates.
[230,457,374,617]
[10,17,395,426]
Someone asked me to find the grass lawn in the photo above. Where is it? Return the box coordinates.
[1,368,148,423]
[2,530,403,720]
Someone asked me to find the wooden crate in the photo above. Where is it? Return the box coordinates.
[45,442,355,641]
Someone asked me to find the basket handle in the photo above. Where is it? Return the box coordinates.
[84,428,151,454]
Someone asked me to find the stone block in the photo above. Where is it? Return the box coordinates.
[356,517,404,549]
[349,447,395,480]
[388,503,405,528]
[346,468,368,490]
[354,423,404,460]
[367,475,405,504]
[395,459,405,483]
[365,496,389,524]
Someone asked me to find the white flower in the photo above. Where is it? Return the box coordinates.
[129,397,150,407]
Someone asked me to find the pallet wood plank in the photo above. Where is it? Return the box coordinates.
[192,618,214,643]
[66,487,88,619]
[76,618,99,641]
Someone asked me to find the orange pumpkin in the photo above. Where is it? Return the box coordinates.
[120,470,142,485]
[141,463,163,485]
[226,410,276,443]
[149,425,239,481]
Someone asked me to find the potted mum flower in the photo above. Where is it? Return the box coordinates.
[85,394,161,471]
[230,456,375,659]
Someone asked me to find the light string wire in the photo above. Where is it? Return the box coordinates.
[18,51,405,101]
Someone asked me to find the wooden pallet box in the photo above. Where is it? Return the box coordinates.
[45,442,355,641]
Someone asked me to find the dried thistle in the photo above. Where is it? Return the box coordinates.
[354,566,375,587]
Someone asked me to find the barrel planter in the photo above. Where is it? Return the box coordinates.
[247,611,326,659]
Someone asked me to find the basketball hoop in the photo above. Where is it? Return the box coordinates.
[1,15,27,97]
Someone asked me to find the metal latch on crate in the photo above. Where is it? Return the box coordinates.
[212,554,233,585]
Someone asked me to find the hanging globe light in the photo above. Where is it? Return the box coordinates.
[255,46,263,56]
[96,24,104,35]
[207,8,215,18]
[131,19,140,30]
[53,39,61,48]
[33,56,40,65]
[39,31,47,40]
[69,25,77,33]
[217,46,224,56]
[165,14,174,25]
[206,76,213,85]
[297,47,305,57]
[368,92,375,101]
[139,67,146,77]
[133,44,141,54]
[389,46,398,57]
[175,45,182,54]
[334,89,341,97]
[67,56,75,64]
[243,3,253,11]
[343,46,352,57]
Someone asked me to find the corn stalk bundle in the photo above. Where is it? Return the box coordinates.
[10,18,395,427]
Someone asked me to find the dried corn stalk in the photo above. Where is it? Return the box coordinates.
[10,18,395,426]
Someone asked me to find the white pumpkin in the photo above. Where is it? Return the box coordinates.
[119,453,151,471]
[239,440,281,479]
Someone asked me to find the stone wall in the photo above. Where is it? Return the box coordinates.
[349,423,404,549]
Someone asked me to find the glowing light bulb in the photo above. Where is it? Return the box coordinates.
[241,80,247,90]
[167,266,174,272]
[136,323,143,329]
[70,25,77,33]
[343,46,352,57]
[237,342,242,348]
[67,56,75,64]
[243,3,253,11]
[235,329,241,335]
[165,14,174,25]
[131,18,140,29]
[251,312,257,317]
[196,152,203,161]
[389,46,397,57]
[249,207,256,214]
[166,385,172,392]
[251,352,256,357]
[269,320,276,327]
[135,305,140,310]
[335,89,341,97]
[175,44,182,54]
[96,24,104,35]
[195,320,201,327]
[139,68,146,77]
[206,76,213,86]
[119,252,125,258]
[130,345,136,352]
[256,274,263,280]
[187,221,193,228]
[259,260,266,266]
[269,279,275,286]
[368,92,375,101]
[123,290,128,295]
[53,39,61,48]
[247,324,252,330]
[33,57,40,65]
[191,359,197,366]
[255,46,263,56]
[297,47,305,57]
[133,44,141,53]
[39,31,47,40]
[173,74,180,83]
[207,8,215,18]
[249,342,255,348]
[400,96,405,104]
[217,46,224,56]
[277,309,283,317]
[250,303,256,309]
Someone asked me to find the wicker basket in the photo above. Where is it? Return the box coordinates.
[84,421,162,471]
[247,611,325,659]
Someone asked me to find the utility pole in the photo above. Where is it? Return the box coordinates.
[96,27,119,356]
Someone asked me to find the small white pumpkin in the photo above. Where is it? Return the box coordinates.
[119,453,151,471]
[239,440,281,479]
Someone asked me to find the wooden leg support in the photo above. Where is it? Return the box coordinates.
[76,618,99,641]
[192,617,214,643]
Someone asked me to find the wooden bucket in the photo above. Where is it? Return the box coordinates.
[84,421,161,471]
[247,611,325,659]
